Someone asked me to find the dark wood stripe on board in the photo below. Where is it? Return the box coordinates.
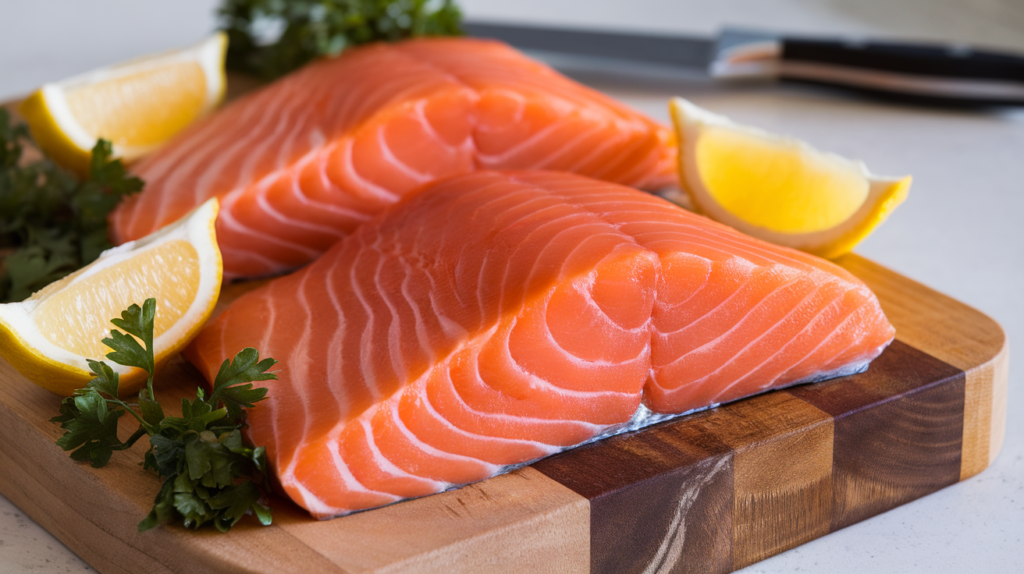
[533,339,966,574]
[532,415,734,574]
[788,340,965,531]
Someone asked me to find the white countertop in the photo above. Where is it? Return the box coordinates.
[1,1,1021,572]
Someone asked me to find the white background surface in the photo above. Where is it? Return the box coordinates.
[1,1,1021,572]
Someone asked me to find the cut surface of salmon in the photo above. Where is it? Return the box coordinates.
[110,38,677,280]
[185,171,894,518]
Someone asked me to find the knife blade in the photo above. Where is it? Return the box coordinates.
[464,21,1024,106]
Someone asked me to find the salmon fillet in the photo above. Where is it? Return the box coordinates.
[185,171,894,518]
[110,38,676,279]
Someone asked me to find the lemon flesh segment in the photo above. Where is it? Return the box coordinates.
[695,126,869,234]
[670,97,910,259]
[0,199,222,397]
[33,240,201,359]
[18,32,227,175]
[66,62,208,149]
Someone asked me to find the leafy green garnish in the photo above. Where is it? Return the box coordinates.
[50,298,278,532]
[219,0,464,80]
[0,108,143,303]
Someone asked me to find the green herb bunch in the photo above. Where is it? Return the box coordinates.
[0,109,143,303]
[51,298,279,532]
[219,0,464,80]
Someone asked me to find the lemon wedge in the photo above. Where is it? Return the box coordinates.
[0,199,222,396]
[19,33,227,176]
[669,97,911,259]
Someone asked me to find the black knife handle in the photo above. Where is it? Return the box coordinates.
[778,38,1024,105]
[782,39,1024,80]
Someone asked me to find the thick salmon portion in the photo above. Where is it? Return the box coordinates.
[110,38,676,279]
[186,171,894,518]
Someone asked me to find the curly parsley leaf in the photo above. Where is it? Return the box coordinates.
[49,359,149,467]
[84,358,122,399]
[0,110,143,302]
[87,139,144,196]
[51,298,277,532]
[140,424,273,532]
[104,299,157,380]
[218,0,463,80]
[210,347,278,421]
[144,433,185,479]
[138,389,166,427]
[4,232,78,297]
[50,389,125,468]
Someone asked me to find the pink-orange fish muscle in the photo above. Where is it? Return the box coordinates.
[110,38,676,279]
[186,171,894,518]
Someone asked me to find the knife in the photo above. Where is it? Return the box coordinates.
[464,21,1024,106]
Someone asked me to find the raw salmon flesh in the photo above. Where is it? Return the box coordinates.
[110,38,676,279]
[186,171,895,518]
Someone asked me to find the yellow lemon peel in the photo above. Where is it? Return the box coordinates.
[0,199,222,396]
[670,97,910,259]
[19,33,227,175]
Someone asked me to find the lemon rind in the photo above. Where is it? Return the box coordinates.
[810,175,911,259]
[669,97,911,259]
[17,90,93,176]
[0,317,95,395]
[0,198,222,396]
[18,33,227,173]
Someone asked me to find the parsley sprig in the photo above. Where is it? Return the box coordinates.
[219,0,464,80]
[0,108,143,303]
[50,298,279,532]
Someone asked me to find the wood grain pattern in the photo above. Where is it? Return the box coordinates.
[789,341,964,531]
[717,393,834,569]
[0,356,590,574]
[532,412,734,574]
[272,467,589,574]
[531,340,969,572]
[834,254,1008,478]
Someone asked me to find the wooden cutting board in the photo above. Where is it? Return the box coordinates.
[0,254,1007,573]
